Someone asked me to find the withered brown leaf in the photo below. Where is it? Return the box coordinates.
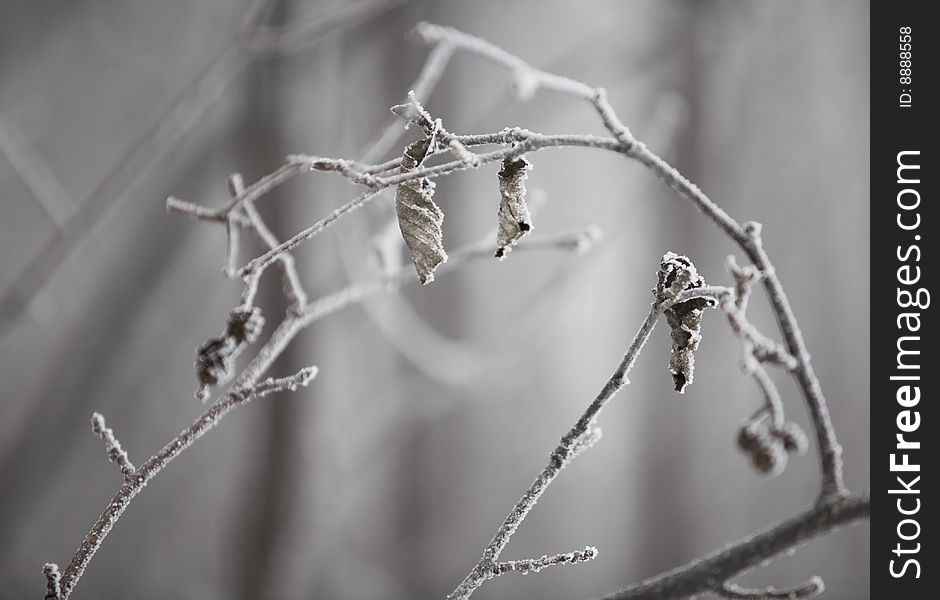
[495,156,533,260]
[395,137,448,284]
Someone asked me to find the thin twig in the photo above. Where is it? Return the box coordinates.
[494,546,598,577]
[238,366,319,399]
[43,563,61,600]
[230,174,309,309]
[89,413,136,479]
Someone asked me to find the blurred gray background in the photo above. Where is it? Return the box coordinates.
[0,1,869,599]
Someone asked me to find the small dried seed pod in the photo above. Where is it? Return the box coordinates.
[775,422,809,456]
[736,420,765,452]
[750,438,788,477]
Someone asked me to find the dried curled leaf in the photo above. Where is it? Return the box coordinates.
[495,156,533,259]
[396,137,448,284]
[657,252,716,393]
[195,306,265,399]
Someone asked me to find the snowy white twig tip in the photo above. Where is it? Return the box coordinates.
[90,412,136,479]
[43,563,61,600]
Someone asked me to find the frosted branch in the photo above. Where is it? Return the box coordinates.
[90,413,135,479]
[238,366,319,400]
[569,426,603,461]
[493,546,598,577]
[230,173,309,309]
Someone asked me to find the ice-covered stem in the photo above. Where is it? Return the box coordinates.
[413,21,846,502]
[719,288,796,373]
[738,223,846,500]
[228,172,309,310]
[448,258,723,600]
[596,492,867,600]
[43,563,61,600]
[166,177,310,310]
[359,41,456,164]
[238,366,319,399]
[89,413,135,479]
[56,361,320,599]
[718,576,824,600]
[236,187,382,282]
[494,547,598,577]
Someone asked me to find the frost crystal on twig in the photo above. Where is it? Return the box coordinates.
[90,413,135,479]
[495,155,533,259]
[395,136,448,284]
[657,252,716,393]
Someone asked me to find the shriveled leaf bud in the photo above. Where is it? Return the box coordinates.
[776,422,809,456]
[657,252,716,393]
